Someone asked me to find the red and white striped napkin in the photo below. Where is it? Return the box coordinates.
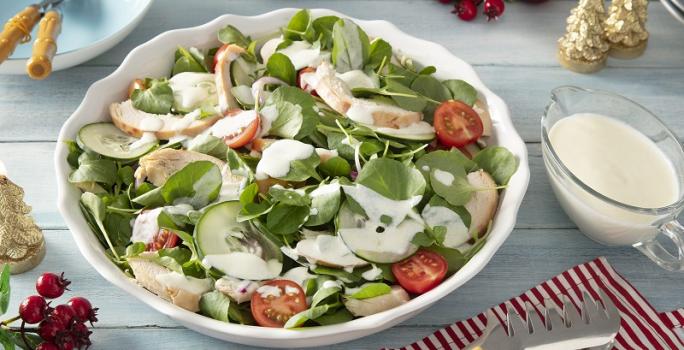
[391,257,684,350]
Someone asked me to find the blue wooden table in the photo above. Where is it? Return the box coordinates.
[1,1,683,348]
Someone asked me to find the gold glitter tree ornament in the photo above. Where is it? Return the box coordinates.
[0,164,46,274]
[558,0,610,73]
[606,0,649,59]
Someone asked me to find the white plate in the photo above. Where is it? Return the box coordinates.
[662,0,684,24]
[54,9,530,348]
[671,0,684,13]
[0,0,153,75]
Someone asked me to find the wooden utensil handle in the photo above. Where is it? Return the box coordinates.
[0,5,41,64]
[26,10,62,80]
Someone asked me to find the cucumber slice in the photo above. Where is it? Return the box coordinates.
[77,123,157,160]
[337,204,420,264]
[231,85,255,108]
[194,201,283,280]
[230,56,256,87]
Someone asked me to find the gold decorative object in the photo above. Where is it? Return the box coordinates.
[606,0,649,59]
[558,0,610,74]
[0,166,46,274]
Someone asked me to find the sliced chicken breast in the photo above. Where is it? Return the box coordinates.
[214,276,261,304]
[134,148,226,186]
[464,170,499,236]
[214,44,246,113]
[110,100,223,140]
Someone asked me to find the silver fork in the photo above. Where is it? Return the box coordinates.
[464,290,621,350]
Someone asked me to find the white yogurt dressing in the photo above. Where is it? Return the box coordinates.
[131,208,162,244]
[208,109,258,139]
[169,72,217,112]
[282,266,314,287]
[361,264,383,281]
[421,204,469,248]
[433,169,455,186]
[341,184,422,227]
[294,234,368,267]
[322,280,344,290]
[202,252,282,280]
[255,139,316,180]
[256,285,282,298]
[548,113,680,245]
[155,271,212,295]
[140,117,165,132]
[336,70,378,90]
[278,40,329,70]
[128,132,158,150]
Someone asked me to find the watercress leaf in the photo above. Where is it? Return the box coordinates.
[345,282,391,300]
[314,308,354,326]
[125,242,146,258]
[355,158,426,200]
[283,9,314,42]
[262,86,319,140]
[226,148,254,181]
[473,146,518,185]
[319,156,351,178]
[426,245,466,274]
[312,266,362,284]
[172,47,207,75]
[411,231,435,247]
[278,152,321,182]
[306,181,341,226]
[410,74,451,104]
[239,182,259,206]
[284,304,331,329]
[415,150,474,190]
[237,201,273,222]
[311,286,342,308]
[118,166,135,186]
[187,134,228,160]
[200,290,231,322]
[443,79,477,106]
[464,237,487,261]
[431,170,473,206]
[160,161,222,208]
[384,79,426,112]
[218,25,250,47]
[80,192,122,260]
[0,265,10,315]
[132,186,165,208]
[68,159,118,186]
[266,203,309,235]
[103,212,133,247]
[387,63,419,86]
[131,78,174,114]
[266,53,296,86]
[65,140,83,168]
[419,66,437,75]
[312,15,339,49]
[427,195,471,229]
[331,18,370,73]
[367,38,392,71]
[268,186,310,206]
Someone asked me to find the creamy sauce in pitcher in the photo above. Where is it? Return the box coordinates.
[549,113,678,208]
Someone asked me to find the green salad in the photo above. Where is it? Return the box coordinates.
[66,9,518,329]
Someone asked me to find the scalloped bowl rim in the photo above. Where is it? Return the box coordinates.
[54,8,530,348]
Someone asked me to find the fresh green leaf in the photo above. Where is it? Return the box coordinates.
[0,265,10,315]
[384,79,427,112]
[355,158,425,200]
[473,147,518,185]
[283,9,315,42]
[160,161,222,208]
[9,330,41,350]
[443,79,477,106]
[426,245,466,274]
[268,186,310,206]
[103,212,133,247]
[277,152,321,182]
[411,75,450,103]
[238,202,273,222]
[218,25,250,47]
[345,282,391,300]
[125,242,146,258]
[416,150,475,190]
[311,286,342,308]
[187,134,228,160]
[65,140,83,168]
[427,195,471,229]
[367,38,392,71]
[331,19,370,73]
[239,183,259,205]
[266,53,296,86]
[419,66,437,75]
[262,86,319,140]
[306,181,341,226]
[312,15,340,49]
[319,156,351,178]
[312,266,361,284]
[431,170,473,206]
[411,231,435,247]
[80,192,121,260]
[118,166,135,186]
[131,78,174,114]
[266,203,310,235]
[172,47,207,75]
[132,187,165,208]
[200,290,232,322]
[68,159,118,186]
[284,304,331,328]
[314,308,354,325]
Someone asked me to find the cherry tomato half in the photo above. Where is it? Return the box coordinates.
[146,228,179,251]
[297,67,318,96]
[433,100,483,148]
[222,112,260,149]
[251,280,307,328]
[391,249,448,294]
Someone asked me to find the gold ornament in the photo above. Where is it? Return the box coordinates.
[0,175,46,274]
[558,0,610,73]
[605,0,649,59]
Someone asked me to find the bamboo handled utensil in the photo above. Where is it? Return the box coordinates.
[27,0,64,80]
[0,3,43,64]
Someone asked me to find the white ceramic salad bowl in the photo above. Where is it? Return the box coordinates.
[54,8,530,348]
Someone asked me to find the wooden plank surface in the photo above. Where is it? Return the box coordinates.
[1,0,683,349]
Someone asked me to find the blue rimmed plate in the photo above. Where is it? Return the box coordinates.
[0,0,153,75]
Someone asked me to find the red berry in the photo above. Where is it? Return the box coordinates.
[38,318,63,342]
[19,295,48,324]
[67,297,97,324]
[483,0,505,20]
[56,336,75,350]
[50,304,75,327]
[36,273,70,299]
[35,343,59,350]
[453,0,478,21]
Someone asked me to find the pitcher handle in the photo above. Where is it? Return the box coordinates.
[634,220,684,271]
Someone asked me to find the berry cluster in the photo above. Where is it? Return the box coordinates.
[439,0,506,21]
[16,273,97,350]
